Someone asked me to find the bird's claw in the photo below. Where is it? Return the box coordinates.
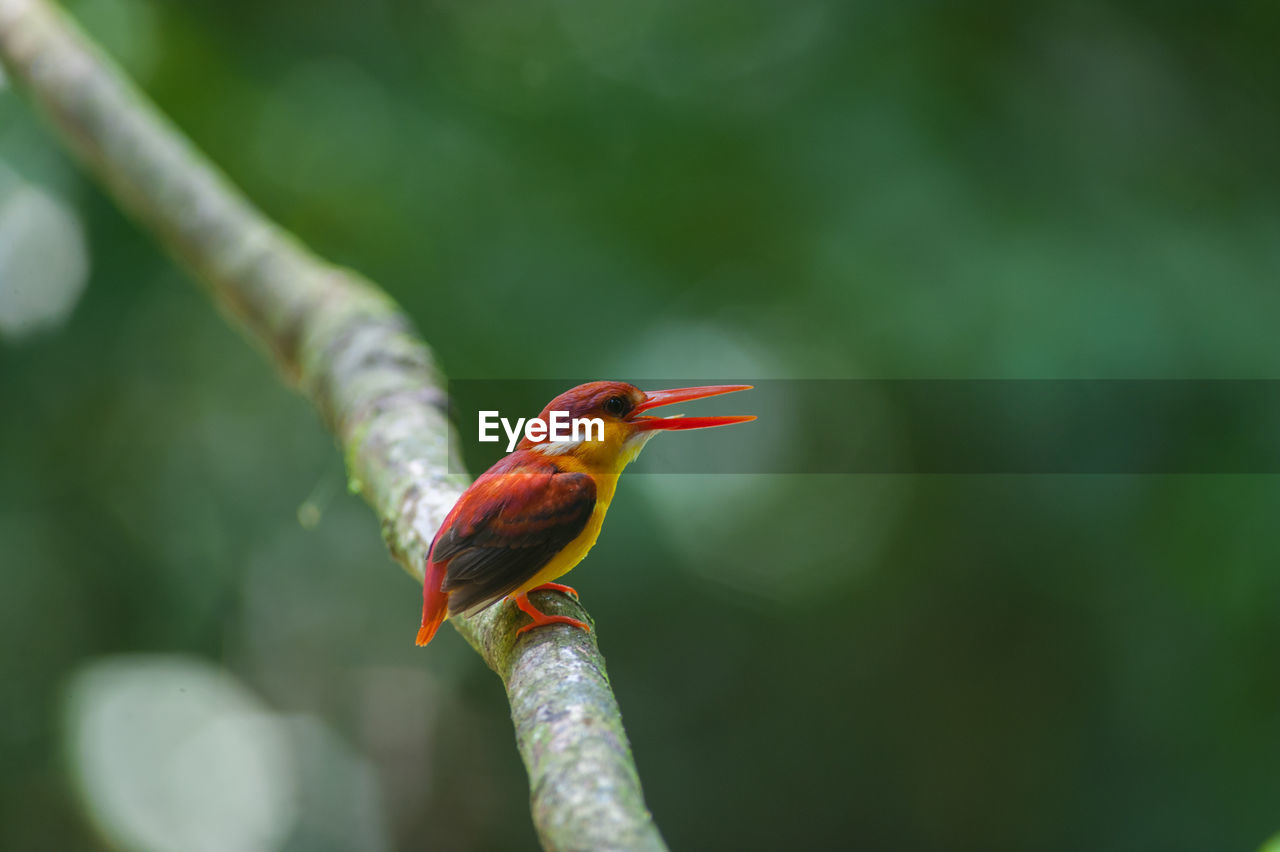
[531,582,579,600]
[515,613,592,635]
[512,591,591,637]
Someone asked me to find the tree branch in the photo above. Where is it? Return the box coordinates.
[0,1,665,848]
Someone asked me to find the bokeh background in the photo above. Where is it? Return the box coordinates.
[3,0,1279,849]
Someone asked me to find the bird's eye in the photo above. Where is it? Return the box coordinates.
[603,395,630,417]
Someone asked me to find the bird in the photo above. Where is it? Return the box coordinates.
[416,381,754,646]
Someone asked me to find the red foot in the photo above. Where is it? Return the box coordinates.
[512,593,591,636]
[530,582,578,599]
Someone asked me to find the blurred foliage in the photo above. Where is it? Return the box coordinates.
[2,0,1279,849]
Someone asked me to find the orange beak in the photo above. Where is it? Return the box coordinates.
[630,384,755,431]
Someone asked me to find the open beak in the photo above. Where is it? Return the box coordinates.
[630,384,756,431]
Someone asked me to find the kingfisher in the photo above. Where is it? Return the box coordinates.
[416,381,754,646]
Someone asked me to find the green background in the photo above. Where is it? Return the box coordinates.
[2,0,1278,849]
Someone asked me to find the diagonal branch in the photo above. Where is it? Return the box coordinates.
[0,1,665,849]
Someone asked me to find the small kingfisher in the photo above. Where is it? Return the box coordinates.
[416,381,753,645]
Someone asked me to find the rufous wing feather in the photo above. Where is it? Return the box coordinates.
[415,455,596,644]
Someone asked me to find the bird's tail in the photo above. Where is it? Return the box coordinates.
[416,559,450,646]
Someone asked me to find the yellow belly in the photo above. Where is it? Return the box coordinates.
[511,473,618,596]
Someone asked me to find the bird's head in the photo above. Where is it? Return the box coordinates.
[518,381,754,472]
